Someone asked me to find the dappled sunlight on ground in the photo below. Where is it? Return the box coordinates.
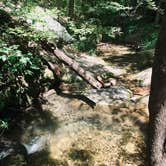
[97,43,135,57]
[41,89,148,166]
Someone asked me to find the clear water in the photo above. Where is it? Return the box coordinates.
[6,90,147,166]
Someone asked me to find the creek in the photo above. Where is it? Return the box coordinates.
[0,43,150,166]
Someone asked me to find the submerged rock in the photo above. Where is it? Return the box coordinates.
[23,135,49,155]
[0,138,27,165]
[85,86,132,105]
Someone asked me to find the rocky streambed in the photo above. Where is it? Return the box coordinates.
[0,43,151,166]
[0,85,148,166]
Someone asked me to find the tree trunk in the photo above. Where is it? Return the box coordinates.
[68,0,75,18]
[40,40,103,89]
[148,13,166,166]
[53,48,103,89]
[155,1,161,24]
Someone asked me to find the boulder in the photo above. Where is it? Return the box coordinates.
[23,135,48,155]
[75,53,127,77]
[26,6,74,43]
[84,86,132,106]
[129,68,152,86]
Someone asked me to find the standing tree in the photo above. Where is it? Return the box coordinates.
[148,9,166,166]
[68,0,75,18]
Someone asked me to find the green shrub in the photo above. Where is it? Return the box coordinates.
[0,44,43,109]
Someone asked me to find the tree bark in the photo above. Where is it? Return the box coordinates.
[148,13,166,166]
[53,48,103,89]
[155,0,161,24]
[68,0,75,18]
[40,40,103,89]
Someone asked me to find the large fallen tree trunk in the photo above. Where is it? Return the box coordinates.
[40,40,103,89]
[53,47,103,89]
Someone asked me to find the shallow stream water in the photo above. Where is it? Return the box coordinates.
[4,88,148,166]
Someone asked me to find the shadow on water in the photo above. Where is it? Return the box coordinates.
[57,91,96,108]
[0,96,149,165]
[28,150,69,166]
[4,106,59,140]
[1,150,69,166]
[68,148,94,166]
[109,113,147,165]
[0,103,61,166]
[74,107,148,165]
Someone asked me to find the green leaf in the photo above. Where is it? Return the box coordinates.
[30,64,40,70]
[20,57,30,65]
[24,70,33,75]
[0,55,7,62]
[0,120,8,129]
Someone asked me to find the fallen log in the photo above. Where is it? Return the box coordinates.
[53,48,103,89]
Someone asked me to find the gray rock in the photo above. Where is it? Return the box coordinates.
[27,6,74,43]
[75,53,127,77]
[23,135,49,155]
[84,86,132,105]
[130,68,152,86]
